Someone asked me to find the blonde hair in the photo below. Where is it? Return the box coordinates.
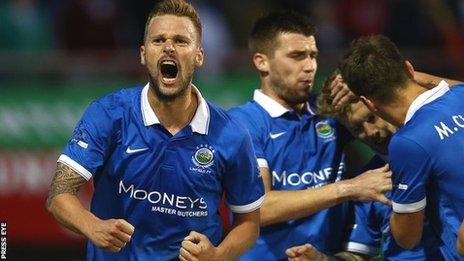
[144,0,202,42]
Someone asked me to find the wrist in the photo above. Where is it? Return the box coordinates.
[336,180,356,201]
[79,212,100,237]
[215,245,232,261]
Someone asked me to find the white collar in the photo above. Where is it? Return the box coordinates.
[253,89,314,118]
[140,83,210,134]
[404,80,449,124]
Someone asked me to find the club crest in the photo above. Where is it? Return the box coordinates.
[192,144,215,168]
[315,121,335,139]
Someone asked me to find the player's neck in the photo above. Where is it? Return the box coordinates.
[148,85,198,135]
[378,82,428,127]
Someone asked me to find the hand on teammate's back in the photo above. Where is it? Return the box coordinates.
[344,164,392,205]
[330,74,359,110]
[180,231,218,261]
[85,218,134,252]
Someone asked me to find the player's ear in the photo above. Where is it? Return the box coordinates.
[253,53,269,73]
[140,45,146,65]
[360,96,377,112]
[194,46,204,67]
[404,60,415,79]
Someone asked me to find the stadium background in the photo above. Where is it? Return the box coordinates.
[1,0,463,260]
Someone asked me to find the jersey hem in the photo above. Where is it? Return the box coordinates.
[57,154,93,181]
[344,242,379,256]
[228,195,265,213]
[256,158,268,168]
[392,197,426,213]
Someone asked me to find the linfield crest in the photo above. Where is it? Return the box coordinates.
[192,144,215,168]
[315,121,335,140]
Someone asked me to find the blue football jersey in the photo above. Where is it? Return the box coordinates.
[390,82,464,260]
[228,90,352,260]
[346,156,444,260]
[58,84,265,260]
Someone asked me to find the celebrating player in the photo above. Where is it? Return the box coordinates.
[46,0,264,260]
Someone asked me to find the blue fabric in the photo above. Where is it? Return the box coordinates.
[390,84,464,260]
[62,86,264,260]
[347,156,444,260]
[229,100,351,260]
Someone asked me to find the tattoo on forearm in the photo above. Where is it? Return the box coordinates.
[46,162,87,207]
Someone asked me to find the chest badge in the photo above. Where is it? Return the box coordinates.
[315,121,335,140]
[192,144,215,168]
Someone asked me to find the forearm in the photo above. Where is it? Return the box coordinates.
[47,193,98,236]
[46,162,94,236]
[261,181,353,226]
[216,210,260,260]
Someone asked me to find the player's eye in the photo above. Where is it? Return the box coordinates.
[153,38,164,44]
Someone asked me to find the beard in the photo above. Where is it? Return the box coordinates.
[270,76,312,105]
[148,72,192,102]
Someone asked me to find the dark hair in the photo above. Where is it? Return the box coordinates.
[144,0,202,42]
[339,35,409,102]
[317,69,352,118]
[248,11,316,56]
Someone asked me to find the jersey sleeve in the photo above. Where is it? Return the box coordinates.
[223,130,265,213]
[227,108,268,168]
[58,101,115,180]
[344,201,381,256]
[389,136,432,213]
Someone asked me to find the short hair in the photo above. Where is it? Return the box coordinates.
[248,11,316,56]
[339,35,409,102]
[317,70,352,119]
[144,0,202,42]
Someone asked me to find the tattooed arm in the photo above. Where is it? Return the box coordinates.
[46,163,135,252]
[46,162,88,234]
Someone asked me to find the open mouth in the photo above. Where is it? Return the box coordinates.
[160,60,178,80]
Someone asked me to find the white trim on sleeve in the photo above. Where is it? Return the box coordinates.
[344,242,379,256]
[392,197,426,213]
[256,158,269,168]
[57,154,93,181]
[228,195,265,213]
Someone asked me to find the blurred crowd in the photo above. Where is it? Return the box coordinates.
[0,0,464,78]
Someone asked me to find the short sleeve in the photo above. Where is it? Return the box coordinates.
[58,101,115,180]
[389,136,432,213]
[344,201,381,256]
[223,131,265,213]
[227,108,267,168]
